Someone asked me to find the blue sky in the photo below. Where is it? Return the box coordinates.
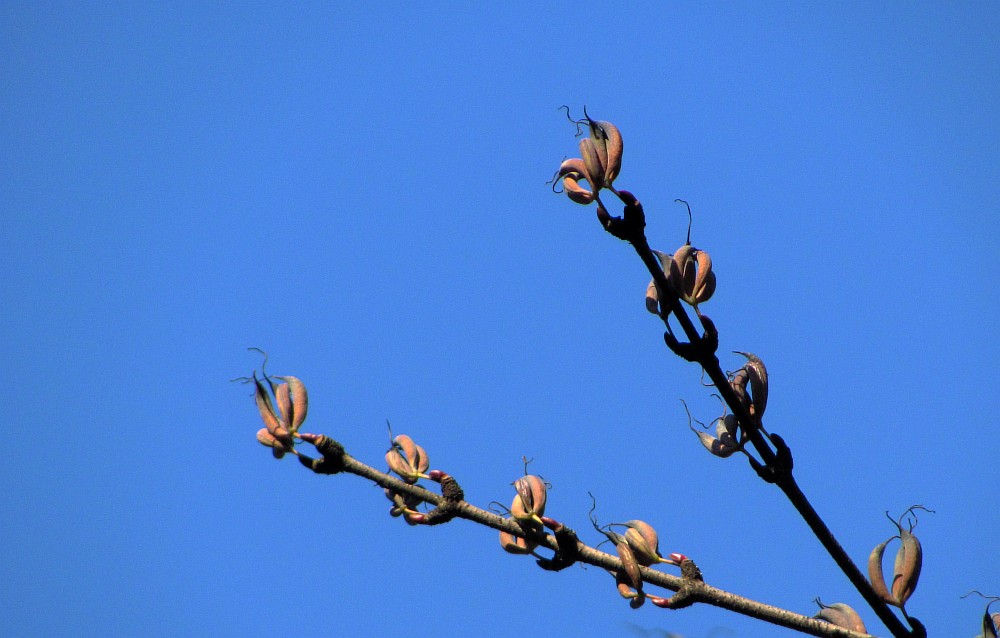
[2,3,997,636]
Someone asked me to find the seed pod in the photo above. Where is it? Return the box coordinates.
[255,427,287,458]
[276,376,308,431]
[735,352,768,419]
[557,158,595,205]
[622,520,663,566]
[668,245,716,308]
[691,418,739,458]
[585,118,623,186]
[253,375,292,445]
[868,537,900,606]
[891,525,923,607]
[274,383,293,429]
[645,251,673,316]
[499,528,536,554]
[385,434,430,483]
[579,137,607,193]
[616,541,642,591]
[511,475,547,528]
[615,576,640,599]
[730,367,751,413]
[721,413,743,443]
[813,600,867,633]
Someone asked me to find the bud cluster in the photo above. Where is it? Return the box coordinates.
[645,246,717,317]
[383,434,433,525]
[591,515,684,609]
[499,475,548,554]
[554,111,623,214]
[252,372,309,459]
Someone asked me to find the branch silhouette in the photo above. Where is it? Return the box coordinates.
[241,111,986,636]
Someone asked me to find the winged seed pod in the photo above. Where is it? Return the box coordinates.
[385,434,430,484]
[669,244,716,310]
[813,600,867,633]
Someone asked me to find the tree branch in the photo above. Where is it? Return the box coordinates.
[288,433,874,638]
[611,196,918,638]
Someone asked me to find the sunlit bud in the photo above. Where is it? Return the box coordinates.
[622,520,668,566]
[510,475,547,526]
[668,245,716,309]
[813,600,867,633]
[385,434,430,484]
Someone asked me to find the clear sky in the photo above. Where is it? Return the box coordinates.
[2,3,997,637]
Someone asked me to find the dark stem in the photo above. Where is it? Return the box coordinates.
[627,233,915,638]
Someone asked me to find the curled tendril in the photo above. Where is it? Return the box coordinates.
[886,504,935,531]
[679,399,706,430]
[488,500,512,516]
[521,456,535,474]
[558,105,586,137]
